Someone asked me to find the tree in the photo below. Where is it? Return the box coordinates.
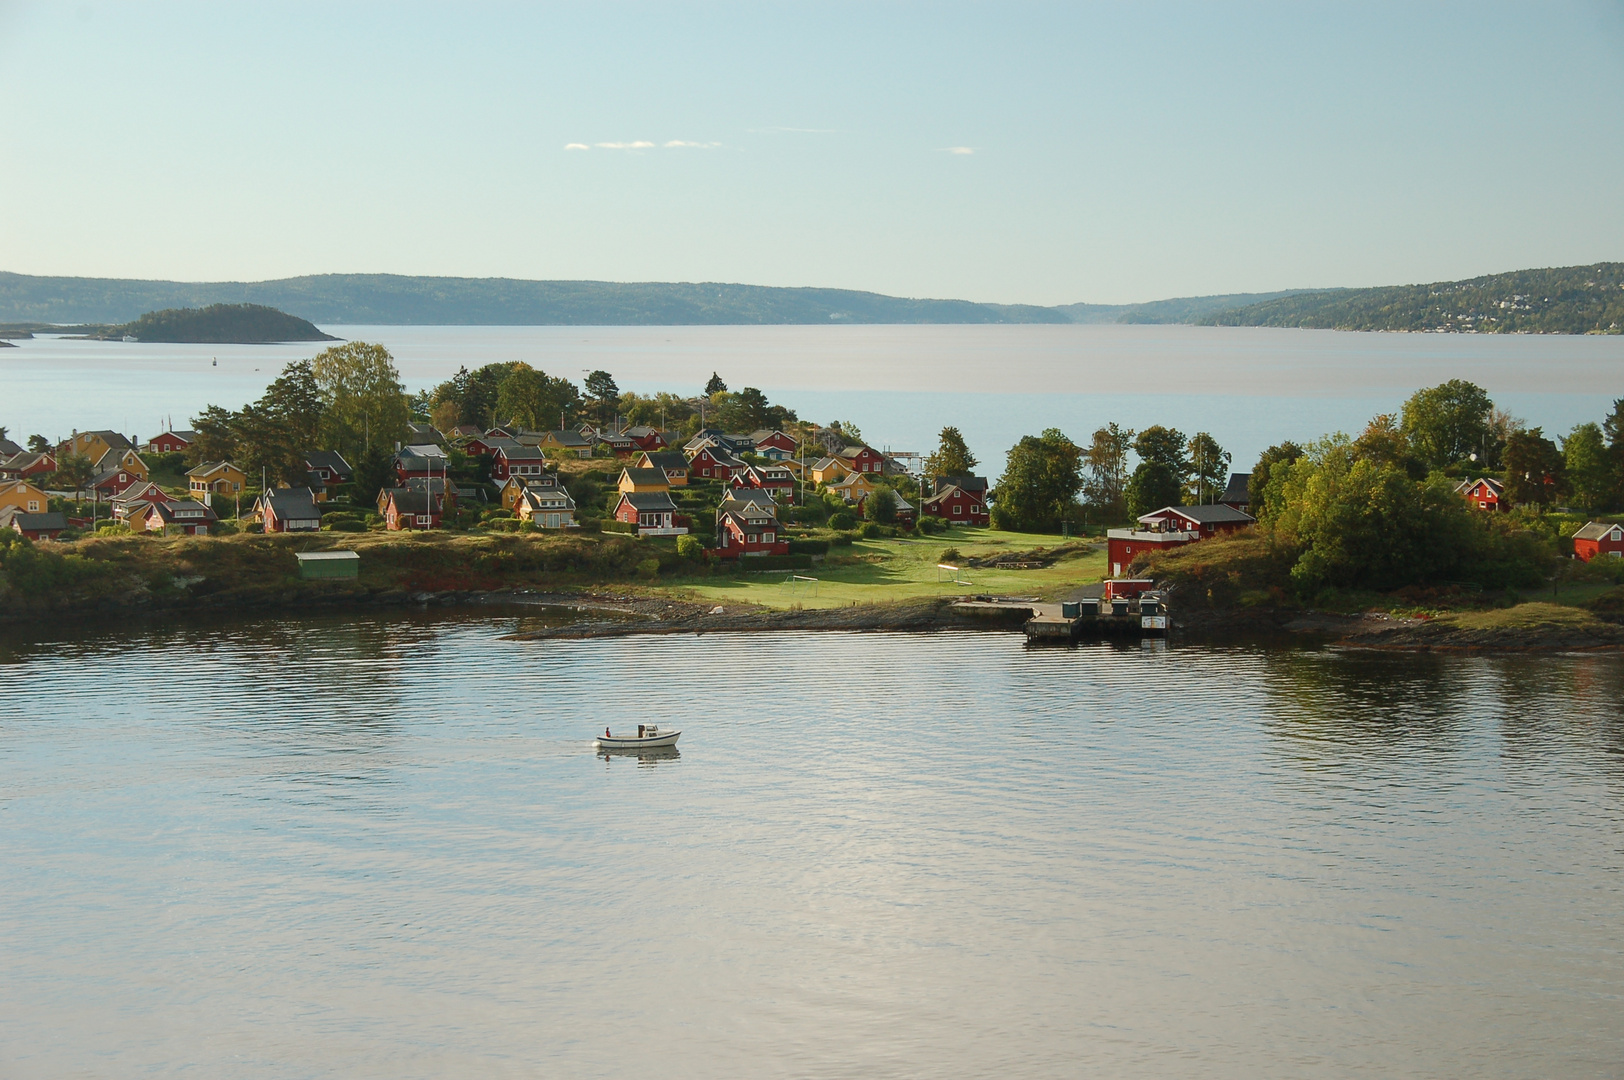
[1249,442,1305,521]
[1082,423,1134,520]
[51,453,95,499]
[1133,426,1188,488]
[1186,432,1230,504]
[1502,427,1565,508]
[705,372,728,395]
[1562,422,1613,513]
[350,444,396,508]
[431,399,460,434]
[497,364,579,431]
[621,391,695,431]
[717,387,773,433]
[989,429,1083,533]
[864,486,898,524]
[1352,414,1416,473]
[584,370,620,424]
[925,426,978,479]
[311,342,410,457]
[26,434,49,453]
[828,420,863,445]
[1400,379,1493,470]
[232,361,325,487]
[1125,461,1181,518]
[189,405,239,465]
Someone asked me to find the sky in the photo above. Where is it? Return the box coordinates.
[1,1,1621,305]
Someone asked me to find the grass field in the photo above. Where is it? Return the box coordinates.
[1436,602,1609,632]
[668,526,1107,609]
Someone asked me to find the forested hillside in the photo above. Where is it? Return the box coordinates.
[1201,263,1624,334]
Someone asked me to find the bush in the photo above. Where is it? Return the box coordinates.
[858,522,884,538]
[578,518,602,534]
[601,519,634,534]
[831,531,856,546]
[829,510,856,530]
[787,538,829,555]
[939,547,961,562]
[676,534,704,558]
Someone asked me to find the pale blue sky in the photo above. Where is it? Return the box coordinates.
[1,1,1621,304]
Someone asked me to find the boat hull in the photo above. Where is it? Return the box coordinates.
[595,730,680,749]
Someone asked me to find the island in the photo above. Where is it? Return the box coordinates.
[87,303,338,344]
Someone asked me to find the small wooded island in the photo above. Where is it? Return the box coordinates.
[87,303,337,344]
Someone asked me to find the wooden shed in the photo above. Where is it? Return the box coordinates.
[296,550,361,580]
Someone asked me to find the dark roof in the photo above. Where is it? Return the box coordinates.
[187,460,240,478]
[521,488,576,510]
[496,444,549,461]
[720,490,778,513]
[1219,473,1251,505]
[149,500,218,523]
[641,450,688,470]
[1140,504,1256,526]
[0,437,21,457]
[5,510,67,532]
[922,484,983,507]
[619,467,669,487]
[546,430,592,446]
[617,491,679,512]
[262,487,321,518]
[385,489,434,515]
[305,450,353,475]
[748,428,791,443]
[934,475,988,494]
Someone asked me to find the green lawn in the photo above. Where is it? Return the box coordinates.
[666,526,1108,609]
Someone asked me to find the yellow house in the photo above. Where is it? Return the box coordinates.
[618,467,671,495]
[0,480,48,516]
[498,476,528,511]
[95,448,149,483]
[57,430,132,466]
[635,450,689,486]
[810,455,853,485]
[829,471,878,504]
[539,430,593,457]
[187,461,249,501]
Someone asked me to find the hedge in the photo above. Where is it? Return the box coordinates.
[787,539,829,555]
[725,553,814,572]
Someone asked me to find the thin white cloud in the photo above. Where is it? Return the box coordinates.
[563,143,590,151]
[941,146,976,155]
[595,141,656,150]
[664,140,721,149]
[747,126,839,134]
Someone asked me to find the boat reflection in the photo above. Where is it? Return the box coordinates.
[598,745,681,768]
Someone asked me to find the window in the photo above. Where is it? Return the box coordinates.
[764,531,774,543]
[28,500,39,512]
[234,482,241,491]
[747,534,758,544]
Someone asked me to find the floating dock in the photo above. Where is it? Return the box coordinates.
[952,592,1169,643]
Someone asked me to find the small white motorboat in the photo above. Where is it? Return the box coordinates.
[595,723,680,750]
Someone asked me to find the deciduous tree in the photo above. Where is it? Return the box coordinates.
[1133,426,1188,488]
[1125,461,1181,518]
[1250,442,1305,521]
[864,486,898,524]
[311,342,410,457]
[497,364,579,432]
[1400,379,1493,469]
[1502,427,1565,508]
[1187,432,1230,503]
[1082,423,1134,521]
[990,428,1083,533]
[1562,422,1613,513]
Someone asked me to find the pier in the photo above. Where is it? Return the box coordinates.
[952,585,1169,643]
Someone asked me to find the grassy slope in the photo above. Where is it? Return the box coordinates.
[669,526,1106,609]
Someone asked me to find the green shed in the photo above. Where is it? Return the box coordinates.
[296,550,361,580]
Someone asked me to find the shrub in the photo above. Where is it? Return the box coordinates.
[601,519,634,534]
[864,487,897,524]
[676,534,704,558]
[578,518,602,534]
[939,547,961,562]
[831,531,855,546]
[829,510,856,530]
[787,538,829,555]
[858,522,884,539]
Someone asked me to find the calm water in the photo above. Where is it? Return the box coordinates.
[2,612,1622,1077]
[3,324,1620,473]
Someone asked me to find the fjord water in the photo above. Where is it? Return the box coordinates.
[2,613,1621,1077]
[4,324,1620,471]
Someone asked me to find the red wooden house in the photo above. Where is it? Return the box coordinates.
[145,430,197,454]
[393,447,447,483]
[490,445,549,480]
[111,481,175,523]
[0,451,55,481]
[1,509,68,540]
[612,491,685,536]
[259,487,323,532]
[623,426,667,452]
[730,463,796,502]
[688,443,746,482]
[838,445,886,474]
[1573,521,1624,561]
[748,429,798,460]
[712,496,789,558]
[922,483,988,526]
[1454,477,1506,511]
[462,436,519,457]
[382,489,442,531]
[138,500,218,536]
[1106,504,1255,577]
[598,432,639,458]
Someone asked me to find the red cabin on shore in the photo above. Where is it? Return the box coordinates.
[1106,504,1255,577]
[1573,521,1624,561]
[922,483,988,526]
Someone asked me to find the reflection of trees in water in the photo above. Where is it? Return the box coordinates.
[1257,650,1479,758]
[1259,649,1624,785]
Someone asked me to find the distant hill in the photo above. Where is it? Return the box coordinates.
[1055,290,1312,325]
[1201,263,1624,334]
[94,303,338,343]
